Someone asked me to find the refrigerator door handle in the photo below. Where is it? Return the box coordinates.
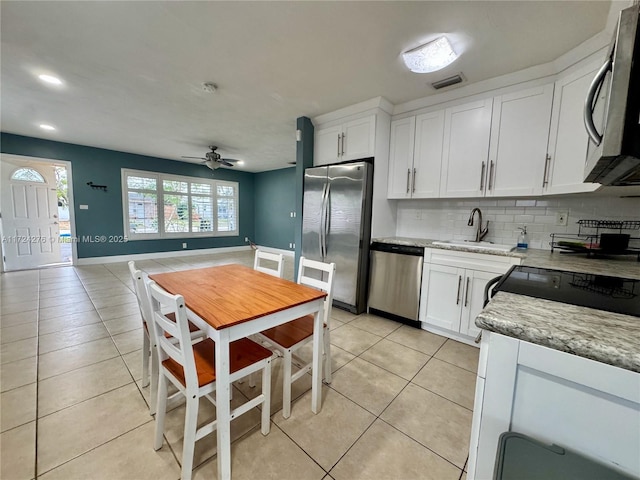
[323,183,331,257]
[319,182,328,259]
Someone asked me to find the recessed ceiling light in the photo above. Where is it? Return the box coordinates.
[39,124,56,131]
[237,161,245,166]
[402,36,459,73]
[38,74,63,85]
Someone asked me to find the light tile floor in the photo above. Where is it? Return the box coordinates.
[1,250,478,480]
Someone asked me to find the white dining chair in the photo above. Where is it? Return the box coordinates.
[128,261,205,414]
[253,249,285,278]
[256,257,336,419]
[148,280,273,480]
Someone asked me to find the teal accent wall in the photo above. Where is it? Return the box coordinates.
[253,167,296,250]
[1,133,255,258]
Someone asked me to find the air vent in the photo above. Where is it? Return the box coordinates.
[431,73,465,90]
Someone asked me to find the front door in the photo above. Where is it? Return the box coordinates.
[1,155,61,270]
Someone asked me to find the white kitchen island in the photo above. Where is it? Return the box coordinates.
[468,291,640,479]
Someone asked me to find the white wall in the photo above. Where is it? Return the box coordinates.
[395,195,640,250]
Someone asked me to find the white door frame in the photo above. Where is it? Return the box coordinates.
[0,154,77,272]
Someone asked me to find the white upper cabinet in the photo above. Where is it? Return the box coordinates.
[487,85,554,197]
[387,110,444,199]
[545,62,602,195]
[440,99,493,198]
[314,115,375,166]
[413,110,445,198]
[315,124,343,166]
[387,117,415,198]
[438,86,553,198]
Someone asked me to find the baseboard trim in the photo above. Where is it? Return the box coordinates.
[255,245,295,258]
[76,245,252,265]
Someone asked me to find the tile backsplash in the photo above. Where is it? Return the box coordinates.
[395,195,640,250]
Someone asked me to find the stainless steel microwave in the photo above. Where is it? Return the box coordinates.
[583,4,640,186]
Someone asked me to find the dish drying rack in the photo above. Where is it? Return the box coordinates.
[549,219,640,260]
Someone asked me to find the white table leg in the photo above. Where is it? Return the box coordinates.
[311,299,324,414]
[215,329,232,480]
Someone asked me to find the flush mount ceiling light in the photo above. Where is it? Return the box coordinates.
[402,36,459,73]
[39,124,56,131]
[38,74,63,85]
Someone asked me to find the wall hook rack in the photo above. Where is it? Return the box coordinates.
[87,181,107,191]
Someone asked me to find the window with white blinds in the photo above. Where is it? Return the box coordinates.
[121,169,239,240]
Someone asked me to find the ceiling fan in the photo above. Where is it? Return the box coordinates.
[181,146,239,170]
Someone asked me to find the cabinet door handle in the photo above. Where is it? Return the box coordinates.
[337,134,341,157]
[456,275,462,305]
[464,277,470,307]
[488,160,495,191]
[412,168,417,193]
[480,161,486,191]
[341,133,345,155]
[406,169,411,194]
[542,154,551,187]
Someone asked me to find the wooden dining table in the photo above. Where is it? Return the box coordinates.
[149,263,327,480]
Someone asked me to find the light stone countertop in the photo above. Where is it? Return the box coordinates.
[373,236,640,372]
[476,291,640,373]
[373,236,640,278]
[374,236,526,257]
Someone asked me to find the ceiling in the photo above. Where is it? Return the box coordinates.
[1,1,614,172]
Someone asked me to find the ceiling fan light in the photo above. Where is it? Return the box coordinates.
[402,36,458,73]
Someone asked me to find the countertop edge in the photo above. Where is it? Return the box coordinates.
[476,292,640,373]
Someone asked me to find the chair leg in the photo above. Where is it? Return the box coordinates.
[154,373,168,451]
[282,349,293,419]
[181,395,199,480]
[261,358,272,435]
[323,328,332,384]
[248,372,256,388]
[150,344,159,415]
[142,331,150,388]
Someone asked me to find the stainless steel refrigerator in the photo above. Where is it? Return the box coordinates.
[301,160,373,314]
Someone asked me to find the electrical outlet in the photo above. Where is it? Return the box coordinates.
[414,210,422,220]
[289,243,293,249]
[182,242,187,249]
[244,237,249,243]
[555,211,568,226]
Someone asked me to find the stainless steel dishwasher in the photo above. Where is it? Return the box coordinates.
[368,242,424,326]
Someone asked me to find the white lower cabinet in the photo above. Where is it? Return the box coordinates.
[469,332,640,480]
[420,249,520,344]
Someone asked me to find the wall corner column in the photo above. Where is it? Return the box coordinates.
[294,116,314,273]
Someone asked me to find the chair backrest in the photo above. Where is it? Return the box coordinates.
[147,280,198,391]
[254,249,285,278]
[297,257,336,326]
[128,260,152,328]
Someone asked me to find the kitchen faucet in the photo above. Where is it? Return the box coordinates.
[468,208,489,242]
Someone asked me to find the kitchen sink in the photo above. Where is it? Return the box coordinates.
[432,240,516,253]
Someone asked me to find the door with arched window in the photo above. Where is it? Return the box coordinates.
[1,155,61,270]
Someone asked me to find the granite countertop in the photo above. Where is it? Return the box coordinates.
[477,292,640,373]
[373,236,526,258]
[373,236,640,278]
[374,236,640,372]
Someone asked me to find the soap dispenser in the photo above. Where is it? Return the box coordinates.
[517,226,529,250]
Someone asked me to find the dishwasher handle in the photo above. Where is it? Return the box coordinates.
[370,242,424,256]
